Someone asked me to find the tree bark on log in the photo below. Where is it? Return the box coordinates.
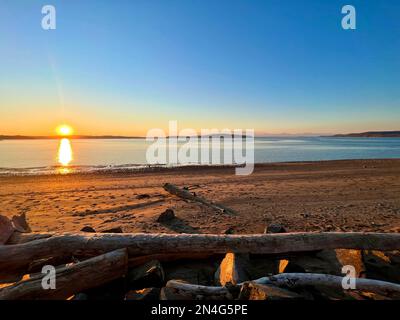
[163,183,237,214]
[1,232,399,281]
[0,248,128,300]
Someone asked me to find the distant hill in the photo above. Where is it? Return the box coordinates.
[327,131,400,138]
[0,135,142,140]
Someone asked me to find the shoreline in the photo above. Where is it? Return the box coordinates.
[1,158,400,177]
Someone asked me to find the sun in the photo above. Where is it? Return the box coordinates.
[56,124,73,136]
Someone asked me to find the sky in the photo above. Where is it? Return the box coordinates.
[0,0,399,136]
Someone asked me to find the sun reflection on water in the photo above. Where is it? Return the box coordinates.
[57,138,73,169]
[57,167,72,175]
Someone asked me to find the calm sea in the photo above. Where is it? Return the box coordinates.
[0,137,400,175]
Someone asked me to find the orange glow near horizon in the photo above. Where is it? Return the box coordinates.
[58,138,73,166]
[56,124,73,136]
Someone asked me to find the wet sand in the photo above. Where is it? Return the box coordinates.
[1,159,399,234]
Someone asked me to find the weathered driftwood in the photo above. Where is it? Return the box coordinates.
[162,280,233,300]
[0,215,14,245]
[163,183,237,214]
[1,232,400,280]
[253,273,400,297]
[238,282,304,300]
[164,273,400,299]
[0,248,128,300]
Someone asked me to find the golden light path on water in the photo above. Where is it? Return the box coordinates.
[57,138,73,172]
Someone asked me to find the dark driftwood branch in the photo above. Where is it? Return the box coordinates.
[0,215,15,245]
[1,232,399,280]
[163,183,237,214]
[0,248,128,300]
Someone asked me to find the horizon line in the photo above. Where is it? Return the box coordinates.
[1,130,400,140]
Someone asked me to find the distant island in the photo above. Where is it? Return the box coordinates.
[327,131,400,138]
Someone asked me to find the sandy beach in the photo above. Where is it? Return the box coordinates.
[1,159,399,234]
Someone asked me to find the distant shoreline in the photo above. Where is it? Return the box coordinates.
[324,131,400,138]
[1,131,400,140]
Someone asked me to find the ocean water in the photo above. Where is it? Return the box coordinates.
[0,137,400,175]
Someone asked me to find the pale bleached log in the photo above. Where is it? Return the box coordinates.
[0,248,128,300]
[163,183,237,214]
[253,273,400,297]
[1,232,400,280]
[163,280,233,300]
[238,282,304,300]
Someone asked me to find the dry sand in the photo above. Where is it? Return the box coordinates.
[1,159,399,234]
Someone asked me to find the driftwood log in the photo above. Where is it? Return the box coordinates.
[0,248,128,300]
[163,183,237,214]
[238,282,304,300]
[1,232,399,281]
[164,273,400,299]
[254,273,400,298]
[162,280,233,300]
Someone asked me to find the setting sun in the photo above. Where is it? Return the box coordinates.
[56,125,73,136]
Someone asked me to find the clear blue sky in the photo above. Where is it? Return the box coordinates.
[0,0,399,135]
